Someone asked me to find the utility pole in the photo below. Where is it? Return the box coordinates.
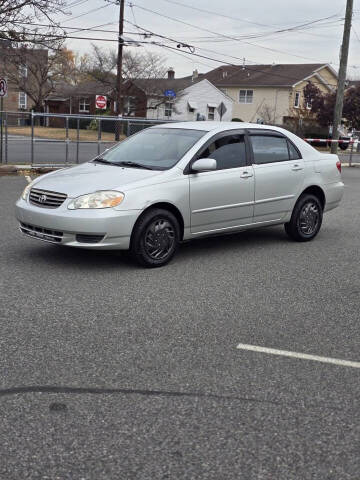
[115,0,125,140]
[331,0,353,154]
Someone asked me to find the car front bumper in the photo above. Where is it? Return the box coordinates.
[15,198,140,250]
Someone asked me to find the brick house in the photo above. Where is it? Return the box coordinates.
[45,81,116,126]
[0,42,48,116]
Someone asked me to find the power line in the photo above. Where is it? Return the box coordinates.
[61,3,113,24]
[150,43,339,89]
[66,0,89,8]
[353,25,360,42]
[128,2,336,62]
[158,0,343,35]
[1,27,342,89]
[9,18,342,82]
[122,18,341,87]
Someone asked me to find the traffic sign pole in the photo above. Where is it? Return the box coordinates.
[0,77,9,164]
[0,97,3,164]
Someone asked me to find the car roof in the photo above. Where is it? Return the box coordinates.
[151,121,320,157]
[151,121,289,135]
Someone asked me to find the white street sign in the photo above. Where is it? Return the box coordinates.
[0,78,8,98]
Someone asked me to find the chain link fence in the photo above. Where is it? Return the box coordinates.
[0,112,175,166]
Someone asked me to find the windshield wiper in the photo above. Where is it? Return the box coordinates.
[92,158,121,166]
[118,161,153,170]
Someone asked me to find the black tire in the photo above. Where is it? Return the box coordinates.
[284,194,323,242]
[130,208,180,267]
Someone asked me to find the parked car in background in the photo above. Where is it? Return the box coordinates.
[16,122,344,267]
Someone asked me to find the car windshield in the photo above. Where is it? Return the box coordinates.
[96,128,206,170]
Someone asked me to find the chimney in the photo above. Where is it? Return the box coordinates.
[167,67,175,79]
[192,69,198,82]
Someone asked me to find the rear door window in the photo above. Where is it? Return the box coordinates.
[250,135,290,164]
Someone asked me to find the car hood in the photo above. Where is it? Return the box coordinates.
[32,162,163,197]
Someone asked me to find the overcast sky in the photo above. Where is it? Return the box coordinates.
[59,0,360,78]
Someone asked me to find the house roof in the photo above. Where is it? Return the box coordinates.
[46,80,113,100]
[200,63,336,87]
[128,76,203,96]
[348,80,360,88]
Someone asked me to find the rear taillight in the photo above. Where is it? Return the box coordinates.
[336,160,341,173]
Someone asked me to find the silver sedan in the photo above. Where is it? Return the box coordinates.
[15,122,344,267]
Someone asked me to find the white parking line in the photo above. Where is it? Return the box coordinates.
[236,343,360,369]
[25,175,32,184]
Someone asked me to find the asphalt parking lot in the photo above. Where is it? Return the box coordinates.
[0,169,359,479]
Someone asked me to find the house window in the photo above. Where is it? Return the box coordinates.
[188,101,198,113]
[306,99,312,110]
[164,102,173,117]
[239,89,253,104]
[18,91,27,109]
[207,106,216,120]
[19,64,28,78]
[124,96,136,116]
[294,92,300,108]
[79,98,90,112]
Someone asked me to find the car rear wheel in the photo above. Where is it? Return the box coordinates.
[131,208,180,267]
[284,194,323,242]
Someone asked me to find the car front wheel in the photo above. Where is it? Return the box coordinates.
[284,194,323,242]
[130,208,180,267]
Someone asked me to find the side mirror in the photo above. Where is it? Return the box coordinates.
[191,158,217,172]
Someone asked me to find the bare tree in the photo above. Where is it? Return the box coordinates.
[258,103,276,124]
[51,47,90,85]
[0,0,66,43]
[1,39,72,111]
[84,45,168,84]
[81,44,170,113]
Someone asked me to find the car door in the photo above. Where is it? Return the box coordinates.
[188,131,255,234]
[248,130,305,223]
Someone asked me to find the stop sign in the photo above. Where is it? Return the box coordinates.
[95,95,107,109]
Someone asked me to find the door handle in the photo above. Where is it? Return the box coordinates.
[240,171,253,178]
[291,164,303,171]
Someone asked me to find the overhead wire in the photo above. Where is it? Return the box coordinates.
[127,2,339,62]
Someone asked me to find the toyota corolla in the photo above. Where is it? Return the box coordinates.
[15,122,344,267]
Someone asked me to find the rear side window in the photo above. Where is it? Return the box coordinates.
[198,134,247,170]
[250,135,290,164]
[288,140,301,160]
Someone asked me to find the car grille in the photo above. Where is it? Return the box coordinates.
[20,223,63,243]
[29,188,67,208]
[76,234,105,244]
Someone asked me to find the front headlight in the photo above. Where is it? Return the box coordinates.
[21,181,34,200]
[67,191,125,210]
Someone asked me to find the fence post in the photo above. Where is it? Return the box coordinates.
[349,140,354,167]
[97,118,101,157]
[76,118,80,164]
[31,111,34,167]
[127,120,130,137]
[65,116,69,165]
